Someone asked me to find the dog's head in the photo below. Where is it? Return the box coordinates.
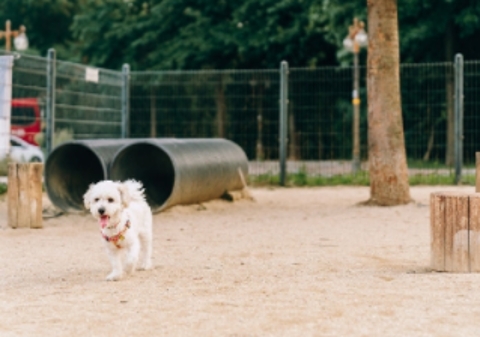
[83,180,132,228]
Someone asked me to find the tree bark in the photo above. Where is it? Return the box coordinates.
[288,102,298,160]
[445,19,455,166]
[150,86,156,138]
[366,0,411,205]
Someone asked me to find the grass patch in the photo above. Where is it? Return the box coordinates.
[0,155,10,176]
[407,159,476,170]
[250,170,370,187]
[0,183,6,195]
[407,159,448,169]
[250,171,475,187]
[297,172,370,186]
[409,174,475,186]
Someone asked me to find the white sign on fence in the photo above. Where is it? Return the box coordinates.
[85,67,99,83]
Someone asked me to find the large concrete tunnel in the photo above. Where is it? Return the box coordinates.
[45,138,249,213]
[110,138,249,212]
[45,139,134,212]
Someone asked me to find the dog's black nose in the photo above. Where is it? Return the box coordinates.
[98,207,105,215]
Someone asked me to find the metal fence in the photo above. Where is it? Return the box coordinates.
[2,49,476,184]
[53,53,124,141]
[1,50,124,154]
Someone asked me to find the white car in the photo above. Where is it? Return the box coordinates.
[10,135,44,163]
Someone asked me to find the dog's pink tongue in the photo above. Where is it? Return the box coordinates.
[100,216,109,228]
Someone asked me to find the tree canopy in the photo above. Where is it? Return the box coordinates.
[0,0,84,56]
[0,0,479,69]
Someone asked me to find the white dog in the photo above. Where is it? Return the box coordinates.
[83,180,153,281]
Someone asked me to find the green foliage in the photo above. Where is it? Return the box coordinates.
[68,0,337,70]
[0,182,6,195]
[35,128,74,157]
[250,171,370,187]
[0,0,84,57]
[250,171,475,187]
[322,0,480,63]
[0,156,8,176]
[1,0,480,68]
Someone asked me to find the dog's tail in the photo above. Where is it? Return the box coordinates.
[118,179,147,205]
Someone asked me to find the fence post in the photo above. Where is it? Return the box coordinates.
[279,61,289,186]
[0,55,13,160]
[121,64,130,138]
[454,54,464,185]
[46,48,56,155]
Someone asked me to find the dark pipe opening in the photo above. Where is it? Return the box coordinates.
[110,143,175,210]
[45,144,105,211]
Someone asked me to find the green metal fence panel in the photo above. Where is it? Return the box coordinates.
[4,49,477,184]
[54,59,123,141]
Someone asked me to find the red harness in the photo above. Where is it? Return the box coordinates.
[101,220,130,249]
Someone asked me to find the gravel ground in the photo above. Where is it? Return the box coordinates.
[1,185,480,337]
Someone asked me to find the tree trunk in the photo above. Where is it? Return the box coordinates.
[254,80,265,160]
[423,123,435,161]
[215,76,226,138]
[150,86,156,138]
[445,19,455,166]
[288,102,298,160]
[366,0,411,205]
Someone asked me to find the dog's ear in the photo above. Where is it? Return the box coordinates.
[83,184,95,210]
[117,182,132,208]
[117,180,145,207]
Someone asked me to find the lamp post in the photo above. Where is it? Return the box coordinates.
[0,20,29,52]
[343,18,367,174]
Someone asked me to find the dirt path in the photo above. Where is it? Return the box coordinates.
[1,186,480,336]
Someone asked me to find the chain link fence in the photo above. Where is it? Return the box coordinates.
[6,53,46,146]
[54,58,123,141]
[2,50,477,184]
[1,50,123,153]
[129,69,280,176]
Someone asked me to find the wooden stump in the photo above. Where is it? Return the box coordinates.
[8,163,43,229]
[430,191,480,272]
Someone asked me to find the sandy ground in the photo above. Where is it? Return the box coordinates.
[1,186,480,336]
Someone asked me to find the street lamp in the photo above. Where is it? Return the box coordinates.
[0,20,28,52]
[343,18,367,174]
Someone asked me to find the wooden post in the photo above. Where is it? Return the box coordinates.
[431,191,480,272]
[7,163,19,228]
[8,163,43,228]
[444,193,469,272]
[469,194,480,272]
[430,192,446,271]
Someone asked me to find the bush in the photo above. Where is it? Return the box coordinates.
[35,128,75,156]
[249,171,474,187]
[0,156,9,176]
[0,183,6,195]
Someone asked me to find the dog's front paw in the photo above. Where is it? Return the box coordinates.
[137,260,152,271]
[106,272,122,281]
[137,265,152,271]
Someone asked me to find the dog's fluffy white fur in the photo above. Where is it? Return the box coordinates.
[83,180,153,281]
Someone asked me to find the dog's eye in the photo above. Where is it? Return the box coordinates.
[108,198,114,203]
[94,198,99,202]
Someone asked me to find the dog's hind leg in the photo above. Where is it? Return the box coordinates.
[138,233,153,270]
[124,239,140,274]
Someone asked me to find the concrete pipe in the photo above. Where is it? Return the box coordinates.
[110,138,248,212]
[45,139,134,212]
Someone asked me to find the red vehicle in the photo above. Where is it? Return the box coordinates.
[10,98,42,146]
